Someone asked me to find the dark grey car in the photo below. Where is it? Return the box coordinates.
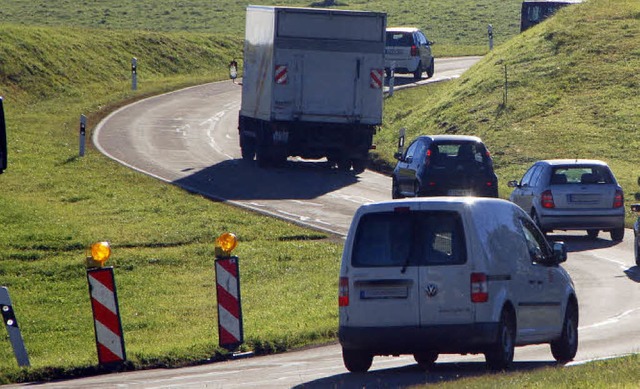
[508,159,625,241]
[392,134,499,199]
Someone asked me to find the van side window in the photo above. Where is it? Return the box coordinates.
[519,219,551,264]
[351,211,466,267]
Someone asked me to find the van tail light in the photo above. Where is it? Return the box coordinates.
[613,190,624,208]
[485,181,494,187]
[339,277,349,307]
[410,45,418,56]
[425,149,432,166]
[471,272,488,303]
[541,190,555,209]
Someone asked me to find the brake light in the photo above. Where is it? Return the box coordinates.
[486,181,494,187]
[410,45,418,56]
[339,277,349,307]
[613,190,624,208]
[425,149,432,166]
[471,272,488,303]
[541,190,555,209]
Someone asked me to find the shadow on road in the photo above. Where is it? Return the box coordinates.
[173,158,359,201]
[294,360,557,389]
[546,233,621,253]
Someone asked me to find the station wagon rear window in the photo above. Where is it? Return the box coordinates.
[550,165,614,185]
[351,211,466,267]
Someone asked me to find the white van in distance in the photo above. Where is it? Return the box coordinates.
[338,197,578,372]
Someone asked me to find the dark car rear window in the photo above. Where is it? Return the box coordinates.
[386,32,413,47]
[551,165,614,185]
[429,141,491,169]
[351,210,466,268]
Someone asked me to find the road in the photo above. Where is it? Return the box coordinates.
[12,56,640,388]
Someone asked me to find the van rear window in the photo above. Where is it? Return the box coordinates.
[351,211,466,267]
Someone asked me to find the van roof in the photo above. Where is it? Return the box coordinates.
[386,27,420,33]
[416,134,483,143]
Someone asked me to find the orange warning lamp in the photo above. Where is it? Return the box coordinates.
[215,233,238,257]
[86,241,111,268]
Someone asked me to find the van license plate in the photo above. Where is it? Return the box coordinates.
[360,287,408,299]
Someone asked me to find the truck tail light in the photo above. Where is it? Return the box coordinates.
[339,277,349,307]
[541,190,555,209]
[613,190,624,208]
[471,272,488,303]
[410,45,418,57]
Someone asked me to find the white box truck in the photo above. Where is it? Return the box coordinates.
[238,6,386,172]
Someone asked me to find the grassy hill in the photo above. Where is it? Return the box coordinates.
[0,0,523,56]
[1,0,640,385]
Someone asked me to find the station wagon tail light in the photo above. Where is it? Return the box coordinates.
[339,277,349,307]
[541,190,555,209]
[613,190,624,208]
[470,272,488,303]
[410,45,418,56]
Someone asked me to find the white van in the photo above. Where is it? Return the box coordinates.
[338,197,578,372]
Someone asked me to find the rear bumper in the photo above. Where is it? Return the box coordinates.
[539,211,624,230]
[339,323,499,355]
[385,58,419,73]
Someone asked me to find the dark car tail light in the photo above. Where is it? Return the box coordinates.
[613,190,624,208]
[541,190,555,209]
[339,277,349,307]
[410,45,418,56]
[471,272,488,303]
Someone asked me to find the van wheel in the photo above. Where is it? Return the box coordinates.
[413,62,423,80]
[352,158,367,174]
[586,229,599,239]
[414,351,438,369]
[336,159,351,172]
[485,309,515,371]
[342,348,373,373]
[551,300,578,363]
[610,227,624,242]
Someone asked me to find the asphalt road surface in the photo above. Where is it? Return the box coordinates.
[9,56,640,388]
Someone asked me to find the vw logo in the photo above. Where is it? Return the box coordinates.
[425,283,438,297]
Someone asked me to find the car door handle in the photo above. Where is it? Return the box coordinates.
[529,280,542,285]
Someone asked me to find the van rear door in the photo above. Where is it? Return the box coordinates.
[414,208,474,325]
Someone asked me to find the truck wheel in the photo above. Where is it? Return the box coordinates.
[635,235,640,266]
[352,159,367,174]
[484,309,515,371]
[342,348,373,373]
[551,300,578,363]
[413,351,438,369]
[240,137,256,162]
[337,159,351,172]
[413,61,423,80]
[256,149,271,168]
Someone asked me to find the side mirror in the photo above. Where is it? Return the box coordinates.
[552,241,567,264]
[631,204,640,212]
[634,193,640,201]
[394,151,403,161]
[507,180,519,188]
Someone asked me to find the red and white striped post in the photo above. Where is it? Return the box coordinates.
[86,242,126,366]
[214,233,244,352]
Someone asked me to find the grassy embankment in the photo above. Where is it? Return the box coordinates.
[0,0,524,57]
[1,0,640,386]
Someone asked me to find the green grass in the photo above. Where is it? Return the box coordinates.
[0,0,524,57]
[1,0,640,386]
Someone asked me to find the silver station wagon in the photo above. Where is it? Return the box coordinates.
[508,159,625,241]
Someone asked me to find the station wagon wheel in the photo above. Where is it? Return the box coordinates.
[342,348,373,373]
[485,309,515,371]
[586,229,599,240]
[635,235,640,266]
[414,350,438,369]
[551,300,578,363]
[413,61,423,80]
[610,227,624,242]
[426,58,435,78]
